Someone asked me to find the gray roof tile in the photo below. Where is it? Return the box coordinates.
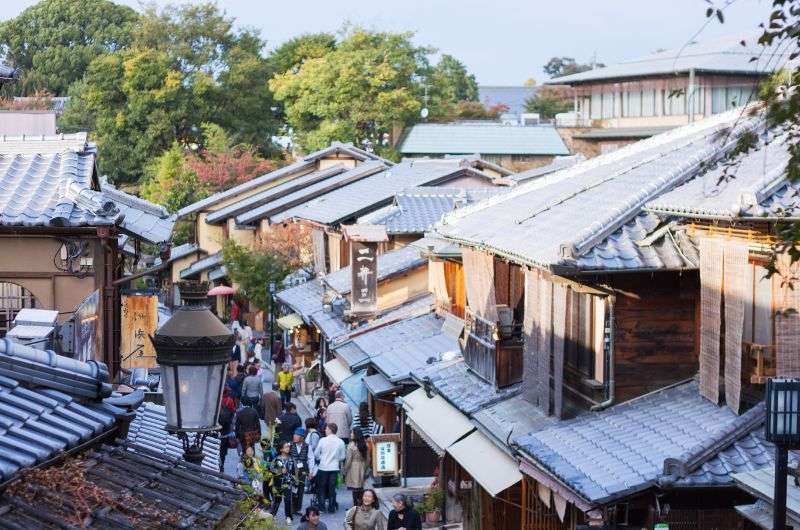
[436,110,753,272]
[102,180,175,244]
[267,159,489,226]
[552,35,786,84]
[323,244,426,294]
[515,381,764,504]
[276,279,326,321]
[179,252,222,279]
[398,123,569,156]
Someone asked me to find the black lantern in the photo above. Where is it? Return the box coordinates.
[765,378,800,530]
[152,281,234,464]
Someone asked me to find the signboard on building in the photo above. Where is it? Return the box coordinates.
[120,291,159,369]
[350,241,378,313]
[74,290,100,362]
[371,433,401,477]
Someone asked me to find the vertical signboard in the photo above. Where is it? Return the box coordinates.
[350,241,378,313]
[371,433,401,478]
[74,290,101,362]
[120,292,159,369]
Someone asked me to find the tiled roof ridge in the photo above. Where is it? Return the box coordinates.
[0,131,87,145]
[101,179,169,219]
[439,109,749,230]
[562,118,763,261]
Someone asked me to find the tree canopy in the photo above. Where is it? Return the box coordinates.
[0,0,138,95]
[61,2,278,183]
[525,86,573,119]
[222,241,292,311]
[543,56,602,78]
[269,28,480,156]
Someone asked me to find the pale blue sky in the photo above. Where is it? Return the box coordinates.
[0,0,775,84]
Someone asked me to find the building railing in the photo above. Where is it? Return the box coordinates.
[463,308,523,388]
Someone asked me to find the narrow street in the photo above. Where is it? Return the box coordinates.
[221,366,357,528]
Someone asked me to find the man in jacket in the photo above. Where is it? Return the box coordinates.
[290,427,316,515]
[325,391,353,445]
[234,404,262,452]
[277,363,294,405]
[314,422,346,513]
[276,402,302,445]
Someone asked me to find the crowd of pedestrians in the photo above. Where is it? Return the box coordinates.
[219,319,421,529]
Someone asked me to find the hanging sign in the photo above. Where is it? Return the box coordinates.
[120,292,159,369]
[350,241,378,313]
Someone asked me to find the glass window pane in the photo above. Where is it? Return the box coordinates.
[642,90,655,116]
[161,366,179,428]
[176,364,225,429]
[602,92,614,118]
[590,92,601,119]
[711,87,728,114]
[628,91,641,117]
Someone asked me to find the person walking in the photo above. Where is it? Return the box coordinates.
[296,506,328,530]
[325,391,352,445]
[241,365,262,408]
[290,427,316,515]
[352,402,383,439]
[277,402,302,445]
[344,489,386,530]
[218,388,236,473]
[314,397,328,434]
[277,363,294,405]
[271,441,298,525]
[262,389,282,437]
[304,417,322,496]
[271,338,286,372]
[343,428,370,507]
[313,423,346,513]
[387,494,422,530]
[234,403,262,452]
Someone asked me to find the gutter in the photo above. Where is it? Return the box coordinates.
[590,295,615,411]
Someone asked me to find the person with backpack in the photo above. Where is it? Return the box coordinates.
[290,427,316,515]
[218,388,236,473]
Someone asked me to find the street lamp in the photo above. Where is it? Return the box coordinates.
[268,281,277,355]
[152,281,234,465]
[765,378,800,530]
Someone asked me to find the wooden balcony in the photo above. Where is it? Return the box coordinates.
[463,309,523,388]
[747,342,776,384]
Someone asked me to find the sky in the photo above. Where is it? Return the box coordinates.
[0,0,777,85]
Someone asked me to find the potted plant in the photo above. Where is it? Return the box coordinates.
[419,486,444,523]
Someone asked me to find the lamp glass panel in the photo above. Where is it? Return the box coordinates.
[175,364,225,429]
[161,366,179,427]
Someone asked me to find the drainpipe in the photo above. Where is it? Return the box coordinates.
[591,295,615,411]
[687,68,696,123]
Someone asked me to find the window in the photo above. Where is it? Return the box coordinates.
[663,88,686,116]
[0,282,38,337]
[601,92,614,118]
[626,90,642,117]
[712,85,757,114]
[565,292,608,382]
[642,89,656,116]
[743,262,774,345]
[590,92,601,119]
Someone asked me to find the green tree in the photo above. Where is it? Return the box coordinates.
[140,142,209,213]
[428,54,479,103]
[0,0,138,95]
[222,241,292,311]
[267,32,336,76]
[543,56,602,78]
[525,86,573,119]
[61,2,278,183]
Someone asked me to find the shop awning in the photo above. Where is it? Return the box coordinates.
[276,313,304,331]
[324,357,352,385]
[402,388,474,455]
[364,373,401,397]
[447,430,522,497]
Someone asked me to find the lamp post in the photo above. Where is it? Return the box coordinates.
[268,281,276,355]
[152,281,234,465]
[765,378,800,530]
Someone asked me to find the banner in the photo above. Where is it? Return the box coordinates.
[74,290,100,363]
[350,241,378,313]
[120,292,159,369]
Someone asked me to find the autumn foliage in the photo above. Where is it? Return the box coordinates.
[186,145,273,191]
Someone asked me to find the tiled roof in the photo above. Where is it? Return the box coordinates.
[126,402,221,471]
[436,109,755,272]
[0,149,119,228]
[552,35,786,84]
[646,134,800,220]
[102,180,175,244]
[179,252,221,279]
[0,441,244,529]
[236,161,390,225]
[414,358,520,415]
[479,86,538,116]
[276,279,326,321]
[371,187,508,235]
[0,132,91,155]
[208,265,228,282]
[344,313,459,382]
[509,155,586,183]
[515,381,765,505]
[169,242,202,262]
[265,159,491,226]
[334,342,369,369]
[323,244,426,294]
[0,340,129,482]
[398,123,569,156]
[177,141,391,217]
[472,394,558,449]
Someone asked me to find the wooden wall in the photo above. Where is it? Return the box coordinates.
[607,271,699,402]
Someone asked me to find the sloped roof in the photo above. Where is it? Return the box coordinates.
[102,180,175,244]
[169,242,203,262]
[177,142,390,218]
[323,244,426,294]
[509,154,586,183]
[236,161,390,226]
[179,252,221,279]
[413,358,520,415]
[436,109,754,272]
[398,123,569,156]
[479,86,538,116]
[0,132,91,155]
[515,381,765,505]
[472,394,557,450]
[552,35,786,84]
[341,313,459,382]
[208,265,228,282]
[646,134,800,220]
[267,159,491,226]
[371,187,508,235]
[275,279,327,322]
